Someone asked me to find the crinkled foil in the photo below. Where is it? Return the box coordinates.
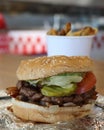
[0,92,104,130]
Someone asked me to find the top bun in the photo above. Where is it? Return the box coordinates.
[16,56,93,80]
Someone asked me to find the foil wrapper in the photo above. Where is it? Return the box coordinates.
[0,92,104,130]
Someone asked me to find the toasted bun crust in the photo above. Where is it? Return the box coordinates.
[16,56,93,80]
[12,98,94,123]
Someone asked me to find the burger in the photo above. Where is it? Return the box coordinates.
[7,56,97,123]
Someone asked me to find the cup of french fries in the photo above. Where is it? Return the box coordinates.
[46,22,98,56]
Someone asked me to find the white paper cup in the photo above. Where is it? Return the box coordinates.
[46,35,94,56]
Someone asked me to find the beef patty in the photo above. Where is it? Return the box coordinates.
[7,80,97,107]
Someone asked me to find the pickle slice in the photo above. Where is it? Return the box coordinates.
[41,84,77,97]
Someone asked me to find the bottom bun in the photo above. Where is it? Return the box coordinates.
[12,98,94,123]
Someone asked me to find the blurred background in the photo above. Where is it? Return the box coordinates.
[0,0,104,60]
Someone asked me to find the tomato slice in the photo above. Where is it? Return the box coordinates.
[75,72,96,94]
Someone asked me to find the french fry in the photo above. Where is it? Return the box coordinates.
[58,29,66,35]
[66,30,72,36]
[47,29,58,35]
[67,30,82,36]
[80,26,98,36]
[64,22,71,34]
[80,27,91,36]
[88,27,98,35]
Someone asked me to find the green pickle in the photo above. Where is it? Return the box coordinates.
[41,84,77,97]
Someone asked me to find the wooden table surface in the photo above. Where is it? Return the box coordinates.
[0,54,104,95]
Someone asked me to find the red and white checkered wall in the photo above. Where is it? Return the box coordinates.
[8,30,47,55]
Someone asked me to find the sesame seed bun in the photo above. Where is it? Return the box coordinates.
[16,56,93,80]
[12,98,94,123]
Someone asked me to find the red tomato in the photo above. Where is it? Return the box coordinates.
[76,72,96,94]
